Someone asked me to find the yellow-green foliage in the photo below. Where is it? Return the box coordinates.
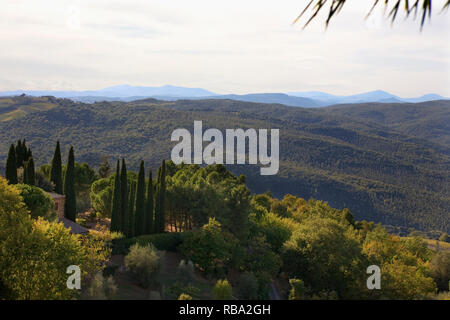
[0,176,109,299]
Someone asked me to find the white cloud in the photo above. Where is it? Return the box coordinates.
[0,0,449,96]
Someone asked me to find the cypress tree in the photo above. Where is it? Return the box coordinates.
[154,168,161,233]
[135,161,146,236]
[15,140,23,168]
[145,168,154,235]
[158,160,167,233]
[110,160,122,232]
[64,146,77,221]
[120,159,128,236]
[128,181,136,238]
[21,139,28,163]
[5,144,18,184]
[25,157,36,186]
[50,141,63,194]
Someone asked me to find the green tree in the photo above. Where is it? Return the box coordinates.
[15,184,56,220]
[135,161,146,237]
[145,168,154,234]
[128,181,136,238]
[125,243,162,288]
[282,217,367,299]
[24,157,35,186]
[5,144,17,184]
[64,146,77,221]
[155,160,167,233]
[180,218,237,275]
[213,279,233,300]
[120,159,129,236]
[50,141,63,194]
[110,160,122,232]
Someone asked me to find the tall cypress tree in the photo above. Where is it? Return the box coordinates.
[128,181,136,238]
[110,160,122,232]
[5,144,18,184]
[50,141,63,194]
[15,140,23,168]
[134,161,146,236]
[154,169,161,234]
[120,159,128,236]
[145,168,154,235]
[158,160,167,233]
[64,146,77,221]
[26,157,35,186]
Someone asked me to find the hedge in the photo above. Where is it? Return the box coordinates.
[112,232,183,255]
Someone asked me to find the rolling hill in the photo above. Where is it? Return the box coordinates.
[0,96,448,232]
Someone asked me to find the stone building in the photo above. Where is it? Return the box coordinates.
[46,192,88,235]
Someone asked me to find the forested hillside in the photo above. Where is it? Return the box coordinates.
[0,96,448,232]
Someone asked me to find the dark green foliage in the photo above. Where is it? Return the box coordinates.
[120,159,128,236]
[134,161,146,237]
[237,272,259,300]
[145,169,154,235]
[24,157,35,186]
[98,156,111,178]
[0,97,449,232]
[128,181,136,238]
[156,160,167,233]
[5,144,17,184]
[112,232,183,255]
[50,141,63,194]
[63,146,77,221]
[110,160,122,232]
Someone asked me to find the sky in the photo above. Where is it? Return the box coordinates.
[0,0,449,97]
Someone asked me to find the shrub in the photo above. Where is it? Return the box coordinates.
[84,272,117,300]
[178,293,193,300]
[112,232,183,255]
[168,282,200,300]
[213,279,233,300]
[237,273,259,300]
[180,218,238,276]
[289,279,306,300]
[15,184,56,220]
[125,243,163,288]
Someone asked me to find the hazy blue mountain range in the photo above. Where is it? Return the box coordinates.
[0,85,448,107]
[288,90,448,105]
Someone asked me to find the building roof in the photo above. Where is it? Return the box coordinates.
[59,217,89,234]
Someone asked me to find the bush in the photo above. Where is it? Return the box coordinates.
[15,184,56,220]
[125,243,163,288]
[84,272,117,300]
[178,293,193,300]
[112,232,183,255]
[289,279,305,300]
[180,218,238,276]
[237,273,259,300]
[213,279,233,300]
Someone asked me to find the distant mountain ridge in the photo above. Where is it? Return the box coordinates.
[0,85,448,107]
[288,90,449,105]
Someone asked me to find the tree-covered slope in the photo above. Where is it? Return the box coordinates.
[0,97,448,232]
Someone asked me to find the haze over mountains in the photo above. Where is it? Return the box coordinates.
[0,85,447,107]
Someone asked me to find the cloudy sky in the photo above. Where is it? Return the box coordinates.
[0,0,449,97]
